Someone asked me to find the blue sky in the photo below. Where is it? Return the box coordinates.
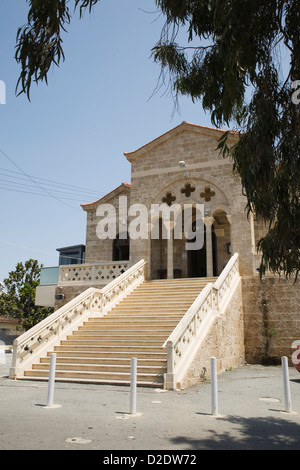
[0,0,212,283]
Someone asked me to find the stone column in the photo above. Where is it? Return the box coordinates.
[165,221,174,279]
[204,217,214,277]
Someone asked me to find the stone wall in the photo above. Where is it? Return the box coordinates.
[54,284,106,310]
[180,279,245,388]
[125,123,255,279]
[82,184,131,264]
[242,275,300,365]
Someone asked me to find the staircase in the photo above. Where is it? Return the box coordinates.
[23,278,214,387]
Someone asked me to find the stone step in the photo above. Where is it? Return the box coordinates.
[67,333,169,341]
[22,276,213,387]
[74,328,174,335]
[41,356,167,366]
[32,362,166,374]
[114,299,194,305]
[61,339,164,346]
[23,369,164,384]
[110,302,193,314]
[55,344,164,352]
[19,376,163,387]
[50,350,166,359]
[87,315,181,321]
[79,323,177,330]
[107,309,187,314]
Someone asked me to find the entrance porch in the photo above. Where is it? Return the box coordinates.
[150,209,231,280]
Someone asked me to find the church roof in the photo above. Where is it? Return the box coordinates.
[81,182,131,211]
[124,121,239,162]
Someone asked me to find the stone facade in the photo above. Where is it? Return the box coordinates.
[180,279,245,388]
[54,121,299,369]
[124,122,255,279]
[242,276,300,365]
[82,183,131,264]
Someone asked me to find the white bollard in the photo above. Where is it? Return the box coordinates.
[211,357,218,416]
[130,358,137,415]
[282,356,292,413]
[47,353,57,408]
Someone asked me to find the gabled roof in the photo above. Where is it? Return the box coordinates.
[81,182,131,211]
[124,121,239,162]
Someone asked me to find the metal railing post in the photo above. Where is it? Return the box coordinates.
[282,356,292,413]
[211,357,218,416]
[47,353,57,407]
[130,358,137,415]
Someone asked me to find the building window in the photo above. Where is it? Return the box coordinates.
[57,245,85,265]
[113,233,130,261]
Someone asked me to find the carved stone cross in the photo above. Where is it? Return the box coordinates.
[181,183,195,198]
[200,187,216,202]
[162,192,176,206]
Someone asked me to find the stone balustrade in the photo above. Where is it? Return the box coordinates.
[163,253,240,389]
[10,259,146,379]
[58,261,130,285]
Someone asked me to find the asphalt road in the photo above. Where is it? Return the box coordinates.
[1,353,300,452]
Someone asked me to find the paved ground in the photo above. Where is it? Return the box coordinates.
[1,353,300,452]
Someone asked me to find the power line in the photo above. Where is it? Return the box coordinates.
[0,184,89,201]
[0,147,80,210]
[0,147,104,211]
[0,177,95,201]
[0,238,112,265]
[0,167,106,197]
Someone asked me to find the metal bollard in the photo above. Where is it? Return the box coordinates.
[130,358,137,415]
[211,357,218,416]
[282,356,292,413]
[47,353,57,407]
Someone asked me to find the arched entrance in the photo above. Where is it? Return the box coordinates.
[187,222,218,277]
[149,197,231,279]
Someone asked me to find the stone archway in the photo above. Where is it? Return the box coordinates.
[148,179,231,279]
[211,209,232,274]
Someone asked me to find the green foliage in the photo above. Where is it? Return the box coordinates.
[15,0,101,100]
[14,0,300,278]
[153,0,300,279]
[0,259,53,331]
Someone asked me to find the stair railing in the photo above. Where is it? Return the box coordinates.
[163,253,240,390]
[9,259,147,379]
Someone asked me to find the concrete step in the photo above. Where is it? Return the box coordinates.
[79,324,177,331]
[41,356,167,366]
[23,369,164,385]
[54,344,165,353]
[60,339,164,346]
[67,333,169,341]
[22,276,212,387]
[32,362,166,374]
[50,350,167,359]
[74,329,174,336]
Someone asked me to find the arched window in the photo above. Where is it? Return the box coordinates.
[113,233,130,261]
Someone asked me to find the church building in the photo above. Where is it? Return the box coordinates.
[16,121,298,389]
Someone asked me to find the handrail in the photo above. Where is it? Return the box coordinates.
[13,288,98,349]
[10,259,147,379]
[163,253,240,389]
[101,259,146,295]
[163,283,213,349]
